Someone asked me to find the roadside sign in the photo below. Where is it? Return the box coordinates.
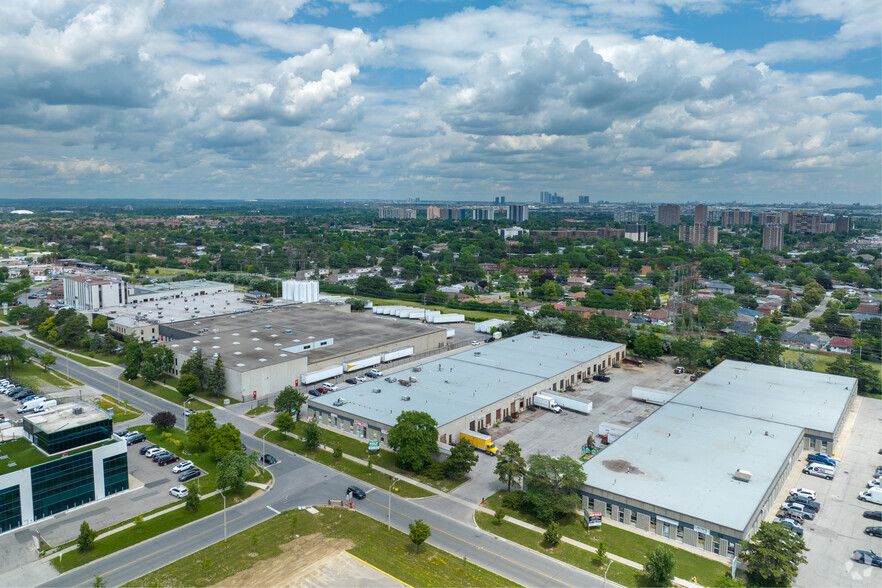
[585,509,602,527]
[368,441,380,452]
[107,407,114,417]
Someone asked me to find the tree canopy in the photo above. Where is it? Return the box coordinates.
[740,521,808,587]
[495,441,527,491]
[387,411,439,472]
[524,454,586,521]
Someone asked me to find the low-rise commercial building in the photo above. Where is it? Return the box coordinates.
[579,361,857,556]
[0,402,127,533]
[307,332,626,448]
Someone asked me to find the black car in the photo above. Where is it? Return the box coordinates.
[364,372,380,378]
[307,389,322,397]
[786,495,821,512]
[592,375,610,382]
[852,550,882,567]
[140,444,159,455]
[152,451,173,462]
[345,378,358,385]
[126,433,146,445]
[346,485,366,499]
[865,511,882,521]
[865,527,882,538]
[178,468,201,482]
[260,454,278,465]
[876,466,882,478]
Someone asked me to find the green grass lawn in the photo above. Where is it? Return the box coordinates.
[271,421,467,493]
[256,427,432,498]
[52,487,258,573]
[191,388,240,405]
[126,508,517,588]
[245,405,273,416]
[8,361,77,391]
[782,350,882,397]
[483,492,728,586]
[97,395,143,424]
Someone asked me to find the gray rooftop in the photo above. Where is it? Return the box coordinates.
[128,279,232,295]
[106,291,294,328]
[25,402,110,434]
[165,305,446,372]
[310,333,622,427]
[671,360,856,434]
[581,402,803,533]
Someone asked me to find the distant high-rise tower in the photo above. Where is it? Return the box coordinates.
[788,213,822,234]
[762,224,783,251]
[625,222,648,243]
[679,224,718,246]
[578,195,590,204]
[614,210,639,223]
[722,209,752,227]
[694,204,708,225]
[834,216,850,234]
[494,196,506,205]
[540,191,563,204]
[656,204,681,226]
[507,204,529,222]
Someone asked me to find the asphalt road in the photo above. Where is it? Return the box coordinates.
[18,334,612,588]
[786,296,830,334]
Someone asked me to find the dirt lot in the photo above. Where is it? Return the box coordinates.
[215,534,404,588]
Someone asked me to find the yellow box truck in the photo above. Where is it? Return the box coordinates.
[460,431,498,455]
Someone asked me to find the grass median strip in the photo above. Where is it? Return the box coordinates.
[483,491,727,586]
[257,427,432,498]
[52,488,258,573]
[126,508,517,588]
[122,375,211,410]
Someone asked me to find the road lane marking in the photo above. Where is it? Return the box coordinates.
[266,506,280,514]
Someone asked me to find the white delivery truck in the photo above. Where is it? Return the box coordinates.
[859,488,882,504]
[533,394,561,413]
[803,463,835,480]
[18,398,45,413]
[35,399,58,412]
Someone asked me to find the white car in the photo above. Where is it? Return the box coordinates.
[169,486,189,499]
[145,447,165,458]
[789,488,817,500]
[322,382,339,392]
[367,368,383,377]
[354,376,367,383]
[868,479,882,489]
[471,340,479,345]
[172,460,194,474]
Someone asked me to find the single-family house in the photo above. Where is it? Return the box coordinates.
[736,308,764,324]
[705,280,735,295]
[829,337,853,354]
[781,330,823,351]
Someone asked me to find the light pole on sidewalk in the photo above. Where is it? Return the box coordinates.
[261,430,270,472]
[387,477,399,531]
[219,489,227,543]
[603,560,612,588]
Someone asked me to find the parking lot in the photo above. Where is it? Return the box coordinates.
[791,396,882,587]
[450,356,694,502]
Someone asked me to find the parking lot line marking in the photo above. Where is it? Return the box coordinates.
[266,506,280,514]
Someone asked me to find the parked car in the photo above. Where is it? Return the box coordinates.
[152,451,173,462]
[471,340,479,346]
[345,378,358,385]
[145,447,165,458]
[114,429,130,439]
[322,382,339,392]
[773,517,804,536]
[157,454,179,466]
[169,486,189,499]
[183,409,196,417]
[126,433,146,445]
[592,375,610,382]
[315,386,331,394]
[789,488,817,500]
[785,495,820,512]
[876,465,882,478]
[852,550,882,567]
[673,366,685,374]
[366,368,382,377]
[346,485,366,499]
[865,527,882,538]
[139,444,159,456]
[260,454,278,465]
[354,376,367,383]
[178,468,201,482]
[172,460,194,473]
[864,511,882,521]
[307,389,322,397]
[807,453,836,466]
[868,478,882,489]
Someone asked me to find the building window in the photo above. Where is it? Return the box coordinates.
[618,510,624,523]
[30,452,95,520]
[606,503,612,516]
[587,498,594,510]
[0,486,22,533]
[103,453,129,496]
[630,510,637,524]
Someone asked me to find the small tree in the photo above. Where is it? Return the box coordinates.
[209,422,242,460]
[200,558,212,579]
[596,541,607,561]
[304,418,322,450]
[250,532,260,555]
[275,411,295,438]
[644,546,675,587]
[444,441,479,479]
[740,521,808,587]
[77,521,98,553]
[274,385,306,419]
[494,509,506,524]
[186,411,218,451]
[151,410,177,430]
[177,373,199,398]
[216,451,253,495]
[408,519,431,551]
[332,445,343,462]
[37,352,56,372]
[181,349,208,389]
[93,575,107,588]
[186,489,201,512]
[205,357,227,397]
[543,521,562,546]
[495,440,527,491]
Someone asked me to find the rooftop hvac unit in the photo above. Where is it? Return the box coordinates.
[734,469,752,482]
[401,395,411,401]
[474,351,481,356]
[72,406,83,415]
[372,388,382,393]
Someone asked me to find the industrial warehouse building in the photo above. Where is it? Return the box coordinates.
[579,361,857,557]
[307,332,626,447]
[0,402,128,533]
[64,277,233,312]
[160,303,450,400]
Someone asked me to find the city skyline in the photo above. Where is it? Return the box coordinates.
[0,1,879,203]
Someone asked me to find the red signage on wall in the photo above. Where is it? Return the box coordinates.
[253,390,257,400]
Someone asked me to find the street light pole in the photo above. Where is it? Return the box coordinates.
[603,560,612,588]
[261,430,270,472]
[220,489,227,543]
[387,477,399,531]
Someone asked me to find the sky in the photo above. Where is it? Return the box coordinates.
[0,0,879,204]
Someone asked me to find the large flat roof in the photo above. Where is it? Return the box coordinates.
[105,291,294,328]
[128,279,232,295]
[165,304,446,372]
[25,402,110,434]
[310,333,623,428]
[581,402,802,532]
[671,360,856,434]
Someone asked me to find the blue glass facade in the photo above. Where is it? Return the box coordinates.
[102,453,129,496]
[0,485,22,533]
[25,417,112,454]
[31,452,95,520]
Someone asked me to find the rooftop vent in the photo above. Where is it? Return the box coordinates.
[72,406,83,415]
[401,395,411,401]
[372,388,381,393]
[733,469,752,482]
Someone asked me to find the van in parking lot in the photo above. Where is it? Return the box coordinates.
[804,463,835,480]
[859,488,882,505]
